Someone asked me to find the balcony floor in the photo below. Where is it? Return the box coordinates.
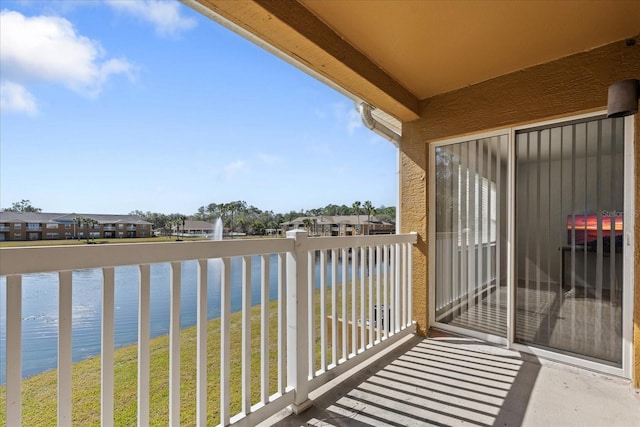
[266,333,639,426]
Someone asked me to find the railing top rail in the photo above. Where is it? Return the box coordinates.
[0,238,294,276]
[0,233,418,276]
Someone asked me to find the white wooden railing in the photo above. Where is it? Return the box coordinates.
[1,230,417,426]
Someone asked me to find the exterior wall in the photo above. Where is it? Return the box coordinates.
[0,221,151,240]
[399,38,639,383]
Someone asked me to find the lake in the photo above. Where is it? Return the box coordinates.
[0,255,353,383]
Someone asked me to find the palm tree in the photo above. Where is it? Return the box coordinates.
[302,218,312,235]
[352,201,361,235]
[73,216,98,242]
[363,200,375,235]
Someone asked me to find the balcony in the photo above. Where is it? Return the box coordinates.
[0,226,9,232]
[0,231,417,425]
[103,226,116,231]
[126,226,137,231]
[275,334,640,426]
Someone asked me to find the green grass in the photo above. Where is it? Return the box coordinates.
[0,278,379,426]
[0,301,281,426]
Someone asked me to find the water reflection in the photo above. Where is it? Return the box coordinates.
[0,255,352,382]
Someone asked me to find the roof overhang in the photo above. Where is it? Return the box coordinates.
[187,0,639,123]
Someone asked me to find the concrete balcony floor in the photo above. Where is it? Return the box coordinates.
[266,334,640,427]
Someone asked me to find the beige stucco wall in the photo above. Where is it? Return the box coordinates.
[400,37,639,384]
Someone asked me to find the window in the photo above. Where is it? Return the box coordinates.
[14,223,22,229]
[46,223,59,229]
[65,224,71,229]
[119,224,124,229]
[46,233,59,238]
[14,233,21,239]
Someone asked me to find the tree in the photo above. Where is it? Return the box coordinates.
[4,199,42,212]
[73,216,98,243]
[302,218,312,235]
[251,220,266,235]
[352,201,361,235]
[363,200,375,235]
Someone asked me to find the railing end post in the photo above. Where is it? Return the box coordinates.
[285,228,310,410]
[290,399,313,415]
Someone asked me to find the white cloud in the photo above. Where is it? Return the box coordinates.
[332,102,362,135]
[0,9,135,111]
[347,108,362,134]
[105,0,197,37]
[222,160,249,180]
[0,82,38,115]
[258,153,281,165]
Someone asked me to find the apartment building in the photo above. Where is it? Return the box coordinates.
[0,212,153,241]
[281,215,395,236]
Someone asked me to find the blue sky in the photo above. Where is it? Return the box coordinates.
[0,0,398,215]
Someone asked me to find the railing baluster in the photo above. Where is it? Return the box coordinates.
[241,256,251,415]
[58,270,72,427]
[6,275,22,426]
[307,251,315,378]
[390,246,396,335]
[319,249,327,371]
[375,245,381,344]
[169,261,181,426]
[260,254,270,403]
[395,243,401,333]
[102,267,115,427]
[405,242,410,327]
[138,264,151,427]
[408,238,414,326]
[331,249,338,366]
[341,248,348,361]
[277,253,286,395]
[383,244,388,340]
[220,257,231,426]
[196,259,208,426]
[368,247,374,347]
[359,247,365,352]
[351,246,357,356]
[400,242,405,327]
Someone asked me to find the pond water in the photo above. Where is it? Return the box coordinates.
[0,255,352,383]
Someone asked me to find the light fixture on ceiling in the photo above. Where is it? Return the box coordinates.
[607,78,639,118]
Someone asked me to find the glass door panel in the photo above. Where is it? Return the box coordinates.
[434,135,509,337]
[515,117,624,366]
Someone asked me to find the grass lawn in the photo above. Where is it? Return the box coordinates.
[0,281,378,426]
[0,298,283,426]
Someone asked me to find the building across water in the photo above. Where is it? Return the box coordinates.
[281,215,395,236]
[0,212,153,241]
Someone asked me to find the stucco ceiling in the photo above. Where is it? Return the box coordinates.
[301,0,639,100]
[190,0,639,121]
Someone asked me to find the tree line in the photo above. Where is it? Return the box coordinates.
[131,201,395,236]
[2,199,396,237]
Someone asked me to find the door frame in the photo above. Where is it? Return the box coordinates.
[428,111,635,378]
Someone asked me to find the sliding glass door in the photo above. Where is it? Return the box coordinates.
[515,116,625,366]
[434,134,509,337]
[433,115,628,369]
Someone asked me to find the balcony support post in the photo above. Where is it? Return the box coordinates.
[286,230,313,414]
